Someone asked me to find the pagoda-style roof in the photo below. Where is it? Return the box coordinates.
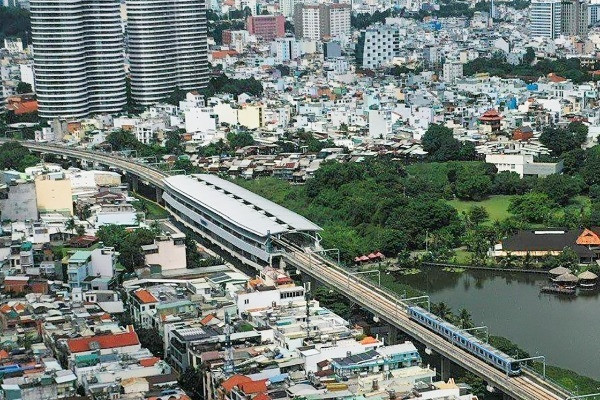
[479,109,503,122]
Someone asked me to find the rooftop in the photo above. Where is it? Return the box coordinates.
[163,174,321,237]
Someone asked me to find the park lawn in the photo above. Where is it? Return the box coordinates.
[447,195,513,223]
[132,193,169,220]
[453,249,472,265]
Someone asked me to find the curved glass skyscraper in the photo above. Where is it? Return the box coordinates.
[30,0,126,119]
[127,0,209,105]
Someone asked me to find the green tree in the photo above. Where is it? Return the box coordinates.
[539,127,580,156]
[163,87,187,106]
[65,218,76,232]
[0,142,40,171]
[179,368,202,400]
[431,302,453,321]
[508,193,555,223]
[583,145,600,185]
[75,224,85,237]
[16,81,32,94]
[421,124,461,162]
[533,174,583,206]
[164,130,183,154]
[96,225,128,248]
[561,148,586,175]
[568,121,588,146]
[492,171,529,195]
[458,308,474,329]
[173,158,196,174]
[137,327,164,358]
[455,174,492,201]
[589,202,600,227]
[227,131,254,148]
[467,206,489,226]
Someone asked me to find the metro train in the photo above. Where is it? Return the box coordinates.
[407,305,522,376]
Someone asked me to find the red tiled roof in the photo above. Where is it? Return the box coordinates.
[212,50,238,59]
[66,325,139,353]
[548,73,567,83]
[6,100,38,115]
[222,375,252,392]
[139,357,160,367]
[238,379,268,394]
[0,350,9,360]
[200,314,215,325]
[479,109,503,121]
[254,393,271,400]
[134,289,158,304]
[100,313,112,321]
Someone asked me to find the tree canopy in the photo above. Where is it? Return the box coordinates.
[0,141,39,171]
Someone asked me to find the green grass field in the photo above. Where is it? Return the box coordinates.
[448,195,513,223]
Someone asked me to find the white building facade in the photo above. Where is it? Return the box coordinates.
[362,25,400,69]
[30,0,126,118]
[530,0,563,39]
[127,0,209,105]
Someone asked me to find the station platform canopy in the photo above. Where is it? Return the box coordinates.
[163,174,322,237]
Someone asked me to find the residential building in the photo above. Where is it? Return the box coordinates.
[247,15,285,41]
[66,247,117,290]
[34,176,73,216]
[280,0,297,17]
[64,325,141,360]
[368,110,393,139]
[1,180,37,221]
[127,0,209,105]
[293,3,351,40]
[442,62,464,83]
[589,2,600,25]
[271,37,302,63]
[530,0,563,39]
[361,25,400,69]
[30,0,126,118]
[485,154,563,177]
[562,0,588,36]
[141,232,187,271]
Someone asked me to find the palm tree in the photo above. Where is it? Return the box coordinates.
[65,218,76,232]
[458,308,474,329]
[432,302,453,321]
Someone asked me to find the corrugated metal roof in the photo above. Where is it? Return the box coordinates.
[163,174,321,237]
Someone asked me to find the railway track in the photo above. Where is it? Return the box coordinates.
[278,239,568,400]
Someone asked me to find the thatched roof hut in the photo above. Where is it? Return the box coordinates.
[578,270,598,280]
[554,273,579,283]
[549,266,571,276]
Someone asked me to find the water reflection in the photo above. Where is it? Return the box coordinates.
[394,267,600,379]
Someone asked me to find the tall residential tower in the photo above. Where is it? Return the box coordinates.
[126,0,209,105]
[530,0,563,38]
[30,0,126,118]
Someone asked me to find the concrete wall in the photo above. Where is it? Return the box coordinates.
[35,178,73,216]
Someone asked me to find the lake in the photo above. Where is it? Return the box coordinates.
[396,267,600,380]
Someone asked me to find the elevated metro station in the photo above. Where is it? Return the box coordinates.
[162,174,322,269]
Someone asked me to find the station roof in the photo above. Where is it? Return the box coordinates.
[163,174,322,237]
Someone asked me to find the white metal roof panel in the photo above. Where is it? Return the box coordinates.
[163,174,321,237]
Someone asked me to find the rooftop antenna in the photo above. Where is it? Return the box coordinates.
[223,311,235,374]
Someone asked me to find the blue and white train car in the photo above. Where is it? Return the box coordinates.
[407,306,522,376]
